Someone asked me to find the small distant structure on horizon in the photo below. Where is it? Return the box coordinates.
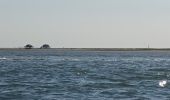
[148,44,150,48]
[40,44,50,49]
[24,44,33,49]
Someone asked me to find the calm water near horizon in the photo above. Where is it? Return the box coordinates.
[0,50,170,100]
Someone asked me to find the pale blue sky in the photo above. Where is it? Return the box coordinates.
[0,0,170,48]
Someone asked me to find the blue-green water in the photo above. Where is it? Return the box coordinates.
[0,50,170,100]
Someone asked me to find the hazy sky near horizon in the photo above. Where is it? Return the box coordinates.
[1,0,170,48]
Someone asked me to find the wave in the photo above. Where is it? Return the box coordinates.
[0,56,46,61]
[0,57,7,60]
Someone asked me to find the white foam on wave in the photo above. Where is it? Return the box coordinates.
[159,80,167,87]
[0,57,7,60]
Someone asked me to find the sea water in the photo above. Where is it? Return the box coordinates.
[0,49,170,100]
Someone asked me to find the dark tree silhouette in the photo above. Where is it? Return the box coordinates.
[40,44,50,49]
[24,44,33,49]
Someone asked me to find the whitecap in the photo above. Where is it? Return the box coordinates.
[159,80,167,87]
[0,57,7,60]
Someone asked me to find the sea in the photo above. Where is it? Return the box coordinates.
[0,49,170,100]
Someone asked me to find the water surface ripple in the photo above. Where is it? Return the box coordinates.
[0,50,170,100]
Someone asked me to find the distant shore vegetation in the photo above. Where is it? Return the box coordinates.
[24,44,33,49]
[24,44,50,49]
[40,44,50,49]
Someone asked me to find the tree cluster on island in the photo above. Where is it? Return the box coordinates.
[24,44,50,49]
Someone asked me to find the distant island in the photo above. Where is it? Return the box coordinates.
[24,44,51,49]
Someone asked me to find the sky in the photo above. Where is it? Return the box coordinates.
[0,0,170,48]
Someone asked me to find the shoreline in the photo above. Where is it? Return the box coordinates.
[0,48,170,51]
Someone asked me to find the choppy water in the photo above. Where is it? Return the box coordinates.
[0,50,170,100]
